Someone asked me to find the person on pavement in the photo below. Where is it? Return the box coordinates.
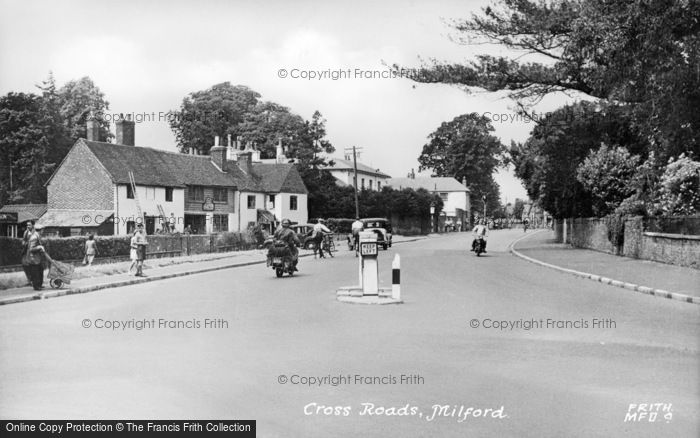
[84,234,98,266]
[274,218,300,270]
[312,219,332,258]
[351,217,363,256]
[25,223,46,290]
[471,219,489,253]
[20,220,34,286]
[134,224,148,277]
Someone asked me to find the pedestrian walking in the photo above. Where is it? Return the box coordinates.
[20,220,34,285]
[134,224,148,276]
[128,230,138,275]
[24,223,46,290]
[83,234,98,266]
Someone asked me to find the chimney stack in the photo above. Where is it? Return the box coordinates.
[115,113,135,146]
[86,115,100,141]
[210,136,228,171]
[238,151,252,174]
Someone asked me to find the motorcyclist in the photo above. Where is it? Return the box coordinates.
[471,219,489,253]
[274,218,301,270]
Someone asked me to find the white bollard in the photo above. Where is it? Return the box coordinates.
[392,254,400,300]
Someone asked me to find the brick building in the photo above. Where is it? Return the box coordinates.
[39,117,308,236]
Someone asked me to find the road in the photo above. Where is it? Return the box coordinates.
[1,230,698,437]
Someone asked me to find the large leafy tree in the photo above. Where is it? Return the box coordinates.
[418,113,506,216]
[170,83,334,168]
[512,101,647,218]
[57,76,112,143]
[0,93,55,204]
[399,0,700,158]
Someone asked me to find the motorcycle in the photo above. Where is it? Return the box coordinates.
[266,239,296,277]
[473,235,486,256]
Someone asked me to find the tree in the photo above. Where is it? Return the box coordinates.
[419,113,507,216]
[512,101,648,218]
[576,144,641,216]
[512,198,525,218]
[57,76,111,143]
[0,93,55,204]
[170,82,261,154]
[398,0,700,159]
[170,83,335,168]
[36,73,71,166]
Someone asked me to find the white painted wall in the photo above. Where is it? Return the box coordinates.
[113,184,185,234]
[327,169,389,191]
[443,191,469,217]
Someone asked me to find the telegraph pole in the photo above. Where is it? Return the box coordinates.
[344,146,363,218]
[353,146,359,218]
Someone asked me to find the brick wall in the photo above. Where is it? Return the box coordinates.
[48,140,114,210]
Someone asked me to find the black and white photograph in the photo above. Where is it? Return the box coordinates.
[0,0,699,436]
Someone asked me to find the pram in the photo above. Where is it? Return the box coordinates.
[44,253,75,289]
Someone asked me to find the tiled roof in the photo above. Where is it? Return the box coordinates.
[323,159,392,178]
[251,163,308,194]
[37,209,113,228]
[84,140,233,187]
[0,204,48,223]
[81,140,307,194]
[387,177,469,192]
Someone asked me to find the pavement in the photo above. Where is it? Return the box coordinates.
[0,234,427,305]
[511,230,700,303]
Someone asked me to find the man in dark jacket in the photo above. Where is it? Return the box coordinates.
[24,223,46,290]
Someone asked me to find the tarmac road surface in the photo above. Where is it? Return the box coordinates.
[1,230,698,437]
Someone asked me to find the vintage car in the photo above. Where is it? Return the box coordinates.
[290,224,317,250]
[361,217,393,250]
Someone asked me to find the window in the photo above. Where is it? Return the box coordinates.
[165,187,173,202]
[213,188,227,203]
[247,195,256,209]
[439,192,448,202]
[361,178,365,189]
[213,214,229,232]
[290,195,298,210]
[268,194,276,209]
[188,186,204,201]
[126,185,134,199]
[377,181,381,190]
[369,180,373,190]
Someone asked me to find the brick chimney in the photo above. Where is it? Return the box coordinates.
[86,117,100,141]
[238,151,252,174]
[115,113,135,146]
[210,136,228,172]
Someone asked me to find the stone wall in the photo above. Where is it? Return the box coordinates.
[559,216,699,269]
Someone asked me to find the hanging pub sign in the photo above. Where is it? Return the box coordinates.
[202,196,215,211]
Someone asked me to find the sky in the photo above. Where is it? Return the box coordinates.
[0,0,576,203]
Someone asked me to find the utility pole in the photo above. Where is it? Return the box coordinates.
[344,146,363,218]
[482,194,487,220]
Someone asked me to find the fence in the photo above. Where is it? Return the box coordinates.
[0,232,257,269]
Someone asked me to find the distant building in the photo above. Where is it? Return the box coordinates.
[387,176,471,230]
[0,204,47,237]
[38,117,308,236]
[322,159,391,191]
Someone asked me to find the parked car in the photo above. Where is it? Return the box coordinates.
[361,218,393,250]
[290,224,317,250]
